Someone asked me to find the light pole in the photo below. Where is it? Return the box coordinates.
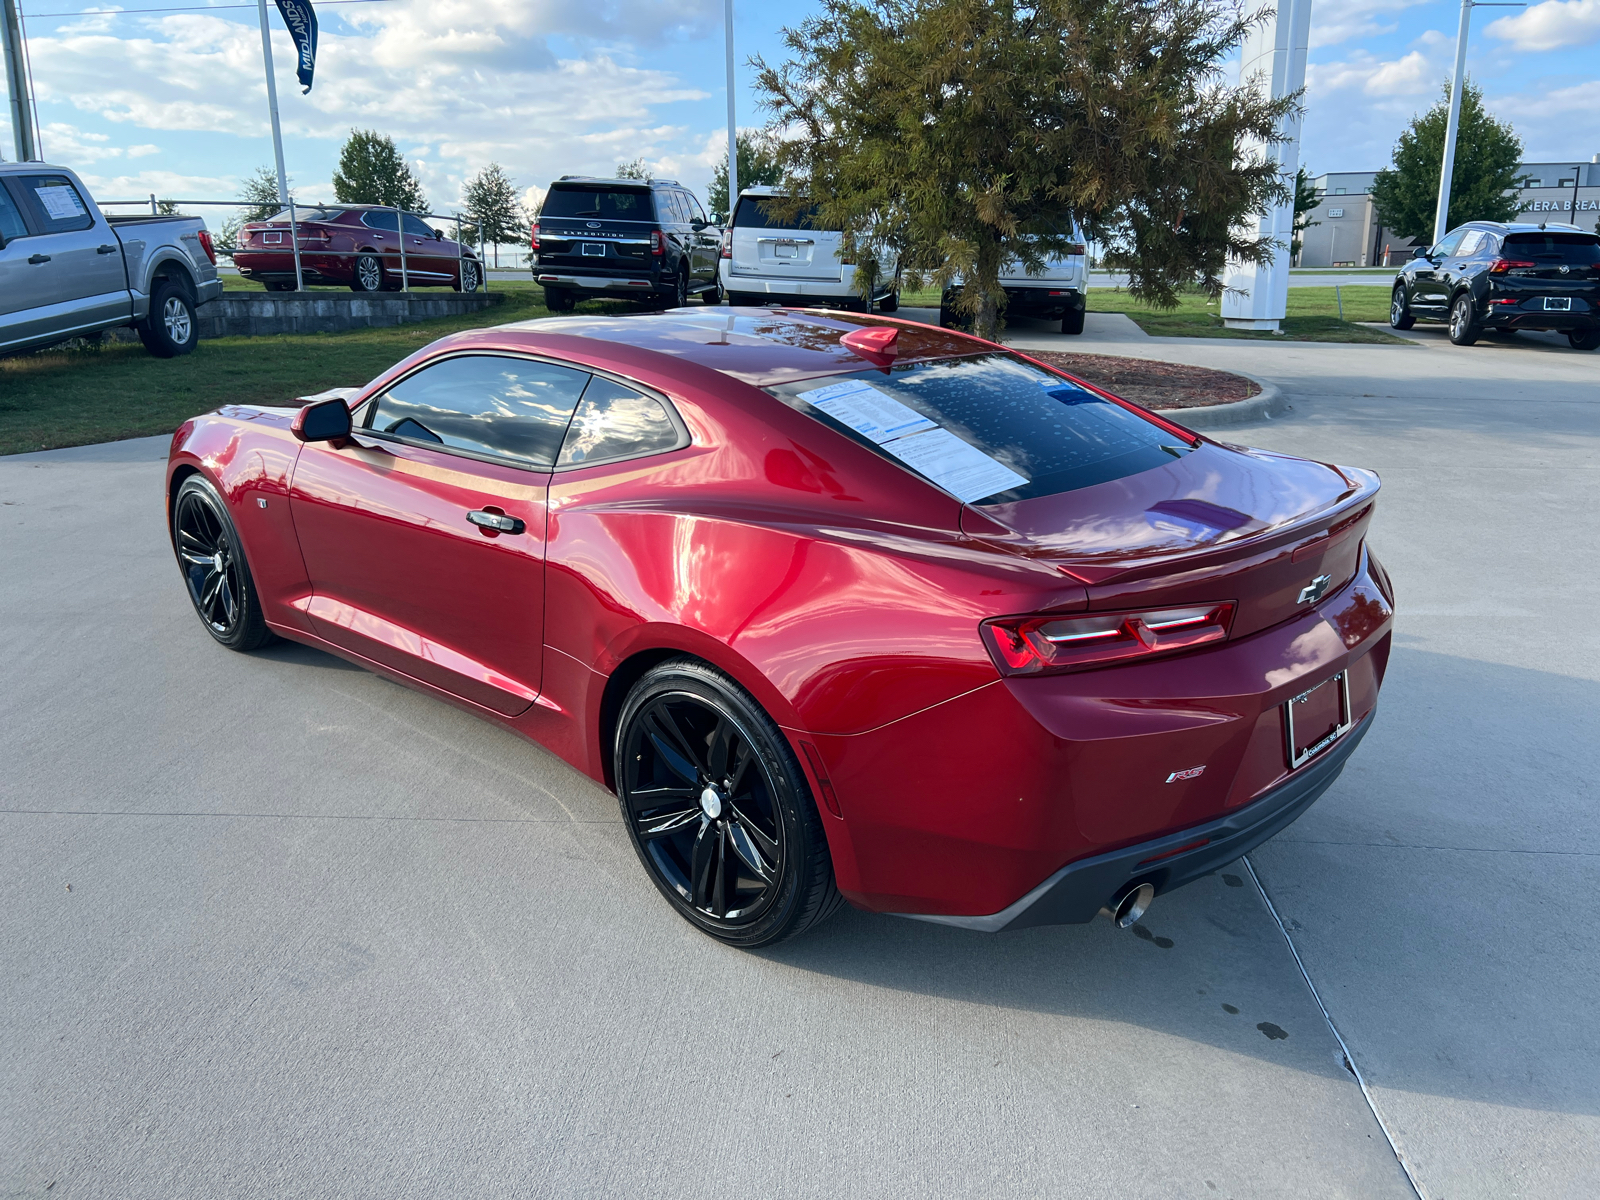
[724,0,737,219]
[1431,0,1524,247]
[1,0,39,161]
[255,0,290,206]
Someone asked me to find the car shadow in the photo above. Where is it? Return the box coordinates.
[251,637,366,672]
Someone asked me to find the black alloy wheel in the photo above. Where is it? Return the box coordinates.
[1449,293,1480,346]
[172,476,274,651]
[615,660,841,947]
[1389,285,1416,330]
[350,252,384,293]
[1568,328,1600,350]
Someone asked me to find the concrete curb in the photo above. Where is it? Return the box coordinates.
[1150,374,1289,429]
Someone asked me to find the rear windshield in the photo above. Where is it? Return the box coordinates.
[266,207,344,223]
[765,353,1187,505]
[733,196,835,232]
[542,187,655,221]
[1504,232,1600,264]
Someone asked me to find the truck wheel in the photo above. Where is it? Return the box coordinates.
[878,291,899,313]
[349,253,384,293]
[1062,306,1086,335]
[137,280,198,358]
[544,287,576,312]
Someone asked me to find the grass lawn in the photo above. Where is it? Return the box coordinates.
[0,282,624,456]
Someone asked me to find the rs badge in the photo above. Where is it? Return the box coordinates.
[1166,765,1206,783]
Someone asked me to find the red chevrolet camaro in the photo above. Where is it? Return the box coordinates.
[165,309,1393,947]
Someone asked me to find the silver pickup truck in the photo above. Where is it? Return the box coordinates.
[0,162,222,358]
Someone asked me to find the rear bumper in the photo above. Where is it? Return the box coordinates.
[894,712,1371,932]
[946,283,1086,315]
[721,263,891,305]
[536,268,666,298]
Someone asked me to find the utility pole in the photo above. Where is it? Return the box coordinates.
[724,0,737,220]
[1,0,38,161]
[255,0,290,204]
[1432,0,1524,247]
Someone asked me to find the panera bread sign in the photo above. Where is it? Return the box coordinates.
[1520,194,1600,214]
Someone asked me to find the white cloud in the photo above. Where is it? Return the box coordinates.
[1486,0,1600,52]
[1308,51,1438,99]
[1311,0,1431,49]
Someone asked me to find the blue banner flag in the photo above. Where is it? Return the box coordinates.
[274,0,318,93]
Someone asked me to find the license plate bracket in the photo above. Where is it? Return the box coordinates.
[581,242,606,257]
[1544,297,1572,311]
[1284,671,1354,770]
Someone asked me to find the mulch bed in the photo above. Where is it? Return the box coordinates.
[1024,351,1261,409]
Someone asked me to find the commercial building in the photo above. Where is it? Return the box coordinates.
[1295,159,1600,267]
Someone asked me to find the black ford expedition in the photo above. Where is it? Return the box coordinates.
[1390,220,1600,349]
[532,177,722,311]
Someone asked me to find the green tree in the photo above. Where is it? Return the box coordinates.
[217,165,292,250]
[615,158,652,180]
[707,131,785,223]
[1370,78,1523,243]
[1291,165,1319,261]
[754,0,1295,340]
[461,162,528,267]
[332,129,429,212]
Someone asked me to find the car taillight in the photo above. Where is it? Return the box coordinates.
[719,229,731,259]
[980,602,1235,676]
[196,228,216,264]
[530,223,540,251]
[1489,258,1536,274]
[1066,242,1086,256]
[650,230,665,256]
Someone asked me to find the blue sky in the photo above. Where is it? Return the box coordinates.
[1,0,1596,217]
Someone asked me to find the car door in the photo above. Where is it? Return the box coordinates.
[1412,228,1464,314]
[359,209,404,280]
[0,182,41,352]
[401,212,449,282]
[288,352,591,716]
[682,190,717,286]
[1442,229,1486,303]
[2,172,129,337]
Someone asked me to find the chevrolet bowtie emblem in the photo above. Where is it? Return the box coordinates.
[1298,574,1333,605]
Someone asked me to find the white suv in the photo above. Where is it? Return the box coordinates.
[940,224,1090,334]
[720,187,899,311]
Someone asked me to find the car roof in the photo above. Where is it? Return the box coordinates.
[1459,220,1588,234]
[553,176,683,189]
[465,309,985,387]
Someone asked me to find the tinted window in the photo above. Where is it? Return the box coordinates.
[1432,229,1466,258]
[684,191,708,225]
[0,186,27,243]
[402,214,435,238]
[1457,230,1486,256]
[14,174,94,234]
[541,187,654,221]
[360,210,401,232]
[267,207,344,223]
[767,354,1184,504]
[732,196,833,232]
[557,377,682,466]
[364,355,590,467]
[1504,232,1600,264]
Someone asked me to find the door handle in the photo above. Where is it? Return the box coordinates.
[28,254,51,264]
[97,244,117,254]
[467,510,525,535]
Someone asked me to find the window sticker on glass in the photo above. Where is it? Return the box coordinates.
[794,378,936,443]
[878,427,1028,503]
[35,185,87,221]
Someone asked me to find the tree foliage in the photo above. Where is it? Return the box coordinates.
[1291,164,1319,260]
[754,0,1295,339]
[332,129,429,212]
[707,131,786,223]
[1370,79,1523,243]
[460,162,528,264]
[614,158,652,180]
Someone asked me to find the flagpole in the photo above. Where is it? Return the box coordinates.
[256,0,289,204]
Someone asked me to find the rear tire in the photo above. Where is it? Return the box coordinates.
[878,291,899,313]
[171,475,275,652]
[615,659,842,948]
[1569,328,1600,351]
[1390,285,1415,330]
[544,287,576,312]
[349,253,384,293]
[1062,306,1086,335]
[1449,294,1479,346]
[265,281,295,293]
[136,279,198,358]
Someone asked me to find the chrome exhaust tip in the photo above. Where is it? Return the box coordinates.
[1100,882,1155,929]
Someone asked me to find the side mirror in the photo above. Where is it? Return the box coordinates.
[292,396,353,443]
[1413,245,1431,260]
[434,228,443,240]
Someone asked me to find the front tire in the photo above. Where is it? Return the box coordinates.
[454,259,481,293]
[137,280,198,358]
[615,659,842,948]
[1449,293,1480,346]
[171,476,274,651]
[349,252,384,293]
[1390,285,1416,330]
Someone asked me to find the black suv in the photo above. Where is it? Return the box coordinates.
[1390,221,1600,349]
[532,177,722,311]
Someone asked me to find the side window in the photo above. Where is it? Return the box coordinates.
[364,355,590,468]
[14,174,94,234]
[360,210,400,233]
[0,185,28,243]
[401,213,434,238]
[1457,230,1485,257]
[661,191,686,224]
[1432,229,1466,258]
[684,191,708,226]
[557,377,683,467]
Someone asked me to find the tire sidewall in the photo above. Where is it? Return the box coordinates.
[1449,294,1478,345]
[351,254,383,293]
[614,661,824,948]
[141,281,197,357]
[1390,285,1415,329]
[172,475,268,651]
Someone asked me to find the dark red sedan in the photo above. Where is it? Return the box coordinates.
[234,205,481,293]
[165,310,1393,946]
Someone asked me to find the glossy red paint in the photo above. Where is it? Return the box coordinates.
[233,206,478,290]
[165,307,1394,924]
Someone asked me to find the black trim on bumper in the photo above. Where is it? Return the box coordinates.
[895,710,1373,933]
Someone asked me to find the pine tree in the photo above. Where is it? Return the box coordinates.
[1370,79,1523,243]
[707,132,785,223]
[754,0,1296,340]
[1291,166,1319,261]
[461,163,528,268]
[615,158,652,180]
[332,130,429,212]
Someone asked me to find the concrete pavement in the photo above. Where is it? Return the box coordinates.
[2,320,1596,1197]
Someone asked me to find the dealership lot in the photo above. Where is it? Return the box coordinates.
[1,326,1595,1198]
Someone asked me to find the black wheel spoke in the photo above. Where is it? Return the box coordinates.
[200,571,223,614]
[690,820,717,908]
[729,802,779,860]
[706,716,735,780]
[726,815,775,883]
[219,574,238,624]
[726,740,754,794]
[178,528,212,556]
[627,783,697,813]
[636,804,702,840]
[645,708,701,782]
[712,824,728,915]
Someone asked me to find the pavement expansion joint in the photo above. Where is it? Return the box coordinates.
[1243,854,1427,1200]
